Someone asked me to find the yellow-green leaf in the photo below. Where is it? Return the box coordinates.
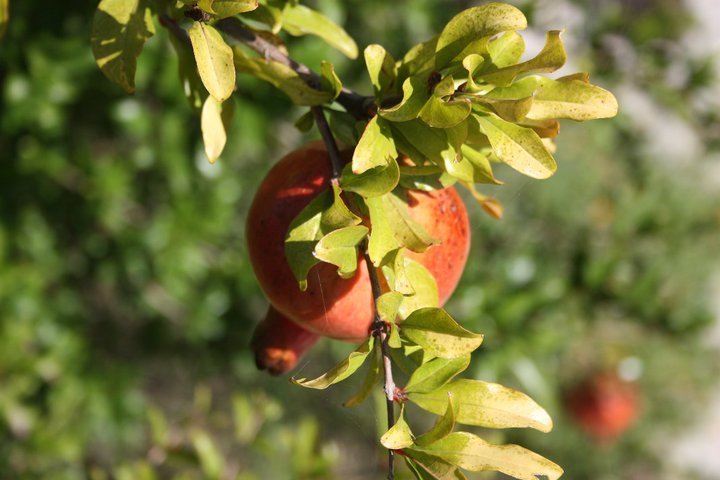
[377,292,403,323]
[282,3,358,59]
[380,404,414,450]
[408,379,553,432]
[313,225,368,279]
[400,308,483,358]
[353,116,398,174]
[0,0,8,39]
[384,192,439,253]
[91,0,155,93]
[168,31,205,110]
[292,337,374,389]
[415,394,457,447]
[379,73,431,122]
[405,356,470,394]
[341,158,400,198]
[188,21,236,102]
[201,96,235,163]
[365,44,396,100]
[413,432,563,480]
[396,258,439,319]
[343,348,380,407]
[475,114,556,179]
[435,3,527,69]
[210,0,258,18]
[487,31,525,68]
[366,196,401,266]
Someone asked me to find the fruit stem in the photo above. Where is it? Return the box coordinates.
[364,248,397,480]
[311,106,343,183]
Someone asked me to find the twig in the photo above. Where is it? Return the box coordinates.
[311,106,344,183]
[363,249,396,480]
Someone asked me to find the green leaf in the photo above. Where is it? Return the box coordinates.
[320,61,342,100]
[379,74,431,122]
[384,191,439,253]
[478,30,566,87]
[209,0,258,18]
[388,319,402,349]
[242,3,283,33]
[405,356,470,394]
[381,404,415,450]
[435,3,527,69]
[471,95,534,123]
[475,113,556,179]
[415,394,457,447]
[460,145,502,185]
[408,379,553,432]
[392,120,457,168]
[366,197,401,266]
[190,429,225,479]
[353,116,398,174]
[396,258,439,319]
[313,225,368,279]
[377,291,403,323]
[365,44,396,100]
[282,3,358,59]
[168,31,205,110]
[91,0,155,94]
[419,78,472,129]
[343,348,380,407]
[327,109,361,145]
[399,165,457,192]
[201,96,235,163]
[397,37,437,80]
[188,21,236,102]
[400,308,483,359]
[0,0,8,39]
[341,158,400,198]
[294,110,315,132]
[292,337,374,389]
[487,31,525,68]
[285,186,361,289]
[405,450,459,480]
[413,432,563,480]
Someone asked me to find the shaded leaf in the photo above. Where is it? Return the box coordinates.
[408,379,553,432]
[282,3,358,59]
[384,191,439,253]
[189,21,236,101]
[405,356,470,394]
[381,404,414,450]
[405,450,459,480]
[435,3,527,69]
[294,109,315,132]
[380,249,413,295]
[353,116,398,174]
[320,61,342,100]
[343,348,380,407]
[1,0,9,39]
[292,337,374,389]
[201,96,235,163]
[415,394,457,447]
[168,31,205,110]
[397,37,438,80]
[400,308,483,359]
[475,113,556,179]
[414,432,563,480]
[399,165,458,192]
[341,158,400,198]
[460,145,502,185]
[313,225,368,279]
[91,0,155,93]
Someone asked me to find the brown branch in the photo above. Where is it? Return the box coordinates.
[311,106,343,182]
[363,249,396,480]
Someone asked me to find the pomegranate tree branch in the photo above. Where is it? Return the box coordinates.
[363,249,397,480]
[214,18,374,119]
[311,106,343,183]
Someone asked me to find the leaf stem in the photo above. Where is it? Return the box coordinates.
[311,106,343,183]
[363,248,397,480]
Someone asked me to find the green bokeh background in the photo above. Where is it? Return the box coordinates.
[1,0,719,478]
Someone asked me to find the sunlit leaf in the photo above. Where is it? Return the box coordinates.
[366,196,401,265]
[380,404,414,450]
[475,113,556,179]
[313,225,368,279]
[487,31,524,68]
[408,379,553,432]
[209,0,258,18]
[377,292,403,323]
[91,0,155,93]
[471,95,534,123]
[405,450,459,480]
[365,44,396,100]
[478,30,566,87]
[0,0,9,39]
[189,21,236,101]
[384,191,439,253]
[405,356,470,394]
[401,308,483,358]
[413,432,563,480]
[419,90,472,129]
[397,37,438,81]
[292,337,374,389]
[415,394,457,446]
[282,3,358,59]
[396,258,439,319]
[435,3,527,69]
[320,61,342,100]
[353,116,398,174]
[460,145,502,185]
[380,74,432,122]
[201,96,235,163]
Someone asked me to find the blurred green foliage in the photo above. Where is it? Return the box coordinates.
[1,0,719,479]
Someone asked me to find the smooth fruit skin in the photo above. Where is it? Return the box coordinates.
[246,141,470,342]
[252,306,320,376]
